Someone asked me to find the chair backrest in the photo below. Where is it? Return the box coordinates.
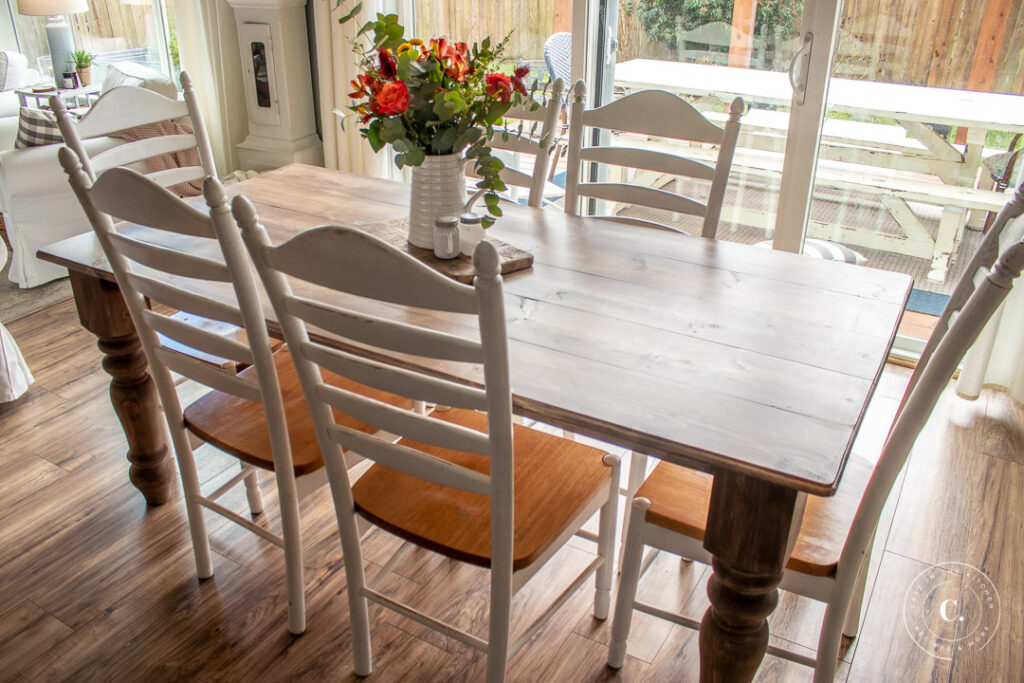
[467,79,565,208]
[563,79,743,238]
[544,33,572,86]
[901,180,1024,407]
[51,71,216,193]
[57,148,295,479]
[234,202,516,572]
[835,232,1024,607]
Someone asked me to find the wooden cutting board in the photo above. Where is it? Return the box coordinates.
[357,218,534,283]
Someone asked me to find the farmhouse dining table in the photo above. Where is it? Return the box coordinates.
[37,163,911,681]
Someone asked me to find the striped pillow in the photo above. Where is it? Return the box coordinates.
[756,238,867,265]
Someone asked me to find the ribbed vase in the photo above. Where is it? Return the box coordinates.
[408,154,466,249]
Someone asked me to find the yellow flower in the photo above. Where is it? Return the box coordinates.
[397,42,413,55]
[409,38,424,46]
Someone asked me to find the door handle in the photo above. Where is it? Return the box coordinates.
[788,32,813,105]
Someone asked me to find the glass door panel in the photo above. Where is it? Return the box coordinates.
[599,0,812,245]
[806,1,1024,339]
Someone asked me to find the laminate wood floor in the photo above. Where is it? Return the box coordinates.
[1,299,1021,682]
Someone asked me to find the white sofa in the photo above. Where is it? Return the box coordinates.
[0,62,177,288]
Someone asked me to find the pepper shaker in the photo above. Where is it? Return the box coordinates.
[433,215,461,259]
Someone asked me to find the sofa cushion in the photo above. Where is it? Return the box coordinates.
[101,62,177,99]
[0,51,28,92]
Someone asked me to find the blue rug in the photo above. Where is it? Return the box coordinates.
[906,289,949,316]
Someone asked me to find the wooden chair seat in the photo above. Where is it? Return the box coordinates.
[637,455,874,577]
[184,347,413,476]
[352,408,613,571]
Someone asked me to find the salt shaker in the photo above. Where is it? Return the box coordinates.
[433,215,461,259]
[459,212,485,256]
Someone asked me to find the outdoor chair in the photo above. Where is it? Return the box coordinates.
[234,204,621,683]
[58,154,412,636]
[543,32,572,87]
[563,79,743,237]
[607,181,1024,682]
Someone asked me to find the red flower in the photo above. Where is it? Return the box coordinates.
[512,65,530,96]
[486,72,512,103]
[373,81,410,115]
[349,73,383,99]
[378,49,398,80]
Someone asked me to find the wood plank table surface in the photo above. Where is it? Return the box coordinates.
[38,163,912,681]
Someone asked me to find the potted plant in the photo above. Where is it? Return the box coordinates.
[340,10,536,246]
[70,49,95,87]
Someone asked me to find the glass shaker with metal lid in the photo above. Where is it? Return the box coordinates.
[433,214,461,259]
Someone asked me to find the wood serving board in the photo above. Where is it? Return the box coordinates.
[357,218,534,284]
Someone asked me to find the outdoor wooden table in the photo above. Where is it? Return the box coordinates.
[37,163,911,681]
[614,59,1024,281]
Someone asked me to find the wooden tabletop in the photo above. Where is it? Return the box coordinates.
[614,59,1024,133]
[38,163,911,496]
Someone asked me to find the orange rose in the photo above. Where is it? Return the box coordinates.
[373,82,410,115]
[486,72,512,103]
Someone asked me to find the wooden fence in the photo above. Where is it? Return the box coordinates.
[617,0,1024,95]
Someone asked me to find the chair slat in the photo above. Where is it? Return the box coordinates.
[301,342,488,411]
[73,86,189,138]
[317,383,491,455]
[589,215,692,235]
[327,424,491,496]
[285,296,483,363]
[147,166,206,189]
[154,346,262,402]
[142,309,254,365]
[91,135,200,173]
[580,146,716,181]
[584,90,725,143]
[126,272,245,327]
[88,167,214,238]
[110,232,231,282]
[263,226,478,314]
[576,182,707,217]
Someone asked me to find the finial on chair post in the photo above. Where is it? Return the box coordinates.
[472,240,501,287]
[180,71,193,93]
[231,194,261,236]
[203,176,229,214]
[57,146,88,185]
[572,79,587,103]
[728,97,745,122]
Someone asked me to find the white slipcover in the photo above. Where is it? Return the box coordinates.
[0,240,34,402]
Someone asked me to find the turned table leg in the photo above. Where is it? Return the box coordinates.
[69,270,172,505]
[699,470,806,682]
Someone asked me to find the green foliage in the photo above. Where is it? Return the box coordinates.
[631,0,802,49]
[70,49,94,69]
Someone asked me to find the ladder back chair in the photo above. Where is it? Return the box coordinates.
[563,79,743,238]
[51,70,215,192]
[51,71,247,369]
[234,206,621,683]
[467,78,565,208]
[608,183,1024,682]
[58,151,411,635]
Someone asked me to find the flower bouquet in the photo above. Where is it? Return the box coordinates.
[340,9,536,238]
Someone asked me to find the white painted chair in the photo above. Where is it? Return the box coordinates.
[608,190,1024,681]
[57,152,412,635]
[563,79,743,237]
[467,78,566,208]
[51,70,215,192]
[235,205,621,683]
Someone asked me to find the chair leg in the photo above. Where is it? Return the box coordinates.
[324,450,373,675]
[243,466,264,516]
[487,565,513,683]
[595,454,622,619]
[843,554,871,638]
[275,471,306,635]
[608,497,651,669]
[618,451,649,569]
[171,432,214,579]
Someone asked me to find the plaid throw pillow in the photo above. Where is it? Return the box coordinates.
[14,107,77,149]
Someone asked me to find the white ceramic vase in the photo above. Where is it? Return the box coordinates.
[408,153,466,249]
